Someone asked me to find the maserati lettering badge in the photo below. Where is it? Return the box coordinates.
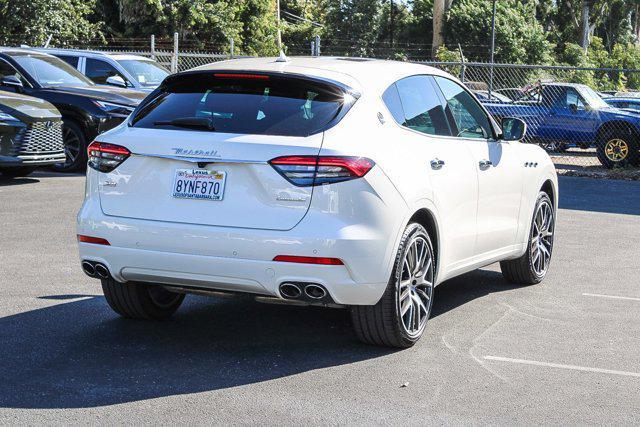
[172,148,221,158]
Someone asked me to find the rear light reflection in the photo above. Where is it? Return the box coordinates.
[77,235,111,245]
[273,255,344,265]
[269,156,375,186]
[87,141,131,173]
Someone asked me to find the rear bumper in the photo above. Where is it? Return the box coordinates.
[79,242,386,305]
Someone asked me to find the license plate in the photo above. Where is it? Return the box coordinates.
[172,169,226,201]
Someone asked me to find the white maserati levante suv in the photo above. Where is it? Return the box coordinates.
[77,57,557,348]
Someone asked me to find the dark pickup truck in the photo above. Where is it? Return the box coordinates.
[483,82,640,168]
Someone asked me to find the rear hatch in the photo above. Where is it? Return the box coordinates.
[97,71,354,231]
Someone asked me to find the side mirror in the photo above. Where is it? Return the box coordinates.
[501,117,527,141]
[569,103,578,113]
[0,75,24,91]
[105,75,127,88]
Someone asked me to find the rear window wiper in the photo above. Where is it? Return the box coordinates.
[153,117,215,131]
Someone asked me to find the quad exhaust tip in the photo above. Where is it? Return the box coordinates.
[304,284,326,300]
[81,261,96,277]
[81,260,110,279]
[94,263,110,279]
[279,283,302,299]
[279,282,329,302]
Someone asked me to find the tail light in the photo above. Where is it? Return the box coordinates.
[269,156,375,186]
[87,141,130,173]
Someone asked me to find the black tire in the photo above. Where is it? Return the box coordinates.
[500,192,555,285]
[0,166,37,178]
[53,120,87,172]
[101,278,185,320]
[351,223,435,348]
[596,129,639,169]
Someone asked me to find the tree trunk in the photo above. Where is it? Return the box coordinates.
[633,4,640,44]
[579,0,590,51]
[432,0,445,58]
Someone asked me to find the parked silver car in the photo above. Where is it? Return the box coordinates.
[33,48,170,91]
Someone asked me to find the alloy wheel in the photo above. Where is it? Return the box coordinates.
[530,199,554,276]
[398,235,434,337]
[61,126,81,168]
[604,138,629,162]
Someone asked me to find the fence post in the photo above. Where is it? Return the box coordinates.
[311,40,315,56]
[229,38,234,59]
[314,35,321,56]
[171,32,179,73]
[458,44,466,82]
[150,35,156,61]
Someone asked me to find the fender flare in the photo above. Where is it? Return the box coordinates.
[383,198,444,286]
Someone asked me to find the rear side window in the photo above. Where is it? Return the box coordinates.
[57,55,79,68]
[86,58,127,85]
[433,76,493,139]
[386,75,451,136]
[132,73,350,137]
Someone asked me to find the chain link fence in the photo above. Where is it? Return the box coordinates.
[420,62,640,173]
[8,34,640,175]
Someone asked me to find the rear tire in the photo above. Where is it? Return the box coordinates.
[101,278,185,320]
[0,166,37,178]
[500,192,555,285]
[351,223,435,348]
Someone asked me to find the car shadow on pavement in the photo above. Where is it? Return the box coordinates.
[0,269,515,409]
[0,177,40,187]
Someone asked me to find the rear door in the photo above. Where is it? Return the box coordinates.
[433,76,523,256]
[97,72,351,231]
[384,76,479,268]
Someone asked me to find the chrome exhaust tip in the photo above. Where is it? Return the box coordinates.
[279,283,302,299]
[304,284,326,300]
[94,263,110,279]
[81,261,96,277]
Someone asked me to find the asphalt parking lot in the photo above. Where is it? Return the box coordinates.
[0,172,639,425]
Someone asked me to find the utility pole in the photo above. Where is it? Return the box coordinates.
[276,0,283,52]
[489,0,496,98]
[389,0,394,46]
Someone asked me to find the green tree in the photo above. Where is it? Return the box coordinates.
[445,0,553,64]
[0,0,103,46]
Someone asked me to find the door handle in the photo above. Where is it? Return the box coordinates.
[479,159,493,169]
[430,158,445,170]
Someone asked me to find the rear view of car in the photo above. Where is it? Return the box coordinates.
[78,69,389,316]
[0,90,64,177]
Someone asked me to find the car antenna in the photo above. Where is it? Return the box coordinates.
[275,50,290,63]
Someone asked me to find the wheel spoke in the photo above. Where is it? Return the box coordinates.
[399,287,411,304]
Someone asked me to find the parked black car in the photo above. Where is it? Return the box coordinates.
[0,48,147,171]
[0,90,65,177]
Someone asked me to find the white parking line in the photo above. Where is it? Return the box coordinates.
[582,293,640,302]
[484,356,640,378]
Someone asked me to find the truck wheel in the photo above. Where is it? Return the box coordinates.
[53,120,87,172]
[0,166,37,178]
[351,223,435,348]
[596,130,639,169]
[500,192,555,285]
[101,278,185,320]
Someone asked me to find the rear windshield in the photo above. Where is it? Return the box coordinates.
[131,73,349,136]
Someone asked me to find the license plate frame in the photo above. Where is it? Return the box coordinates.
[172,168,227,201]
